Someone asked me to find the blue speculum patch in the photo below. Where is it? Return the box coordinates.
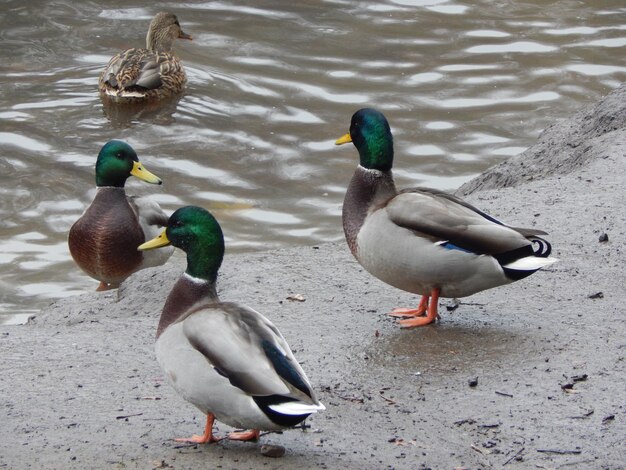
[439,242,474,254]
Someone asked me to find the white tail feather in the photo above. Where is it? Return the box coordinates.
[105,89,146,98]
[503,256,558,271]
[268,401,326,416]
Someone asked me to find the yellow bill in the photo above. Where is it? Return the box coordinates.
[138,229,170,251]
[335,133,352,145]
[131,161,162,184]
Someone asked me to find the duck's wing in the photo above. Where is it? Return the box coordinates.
[182,302,318,404]
[417,188,548,235]
[155,55,185,90]
[101,49,180,91]
[128,196,169,235]
[128,196,173,267]
[101,49,149,89]
[385,187,542,256]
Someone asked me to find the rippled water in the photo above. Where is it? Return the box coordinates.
[1,0,625,321]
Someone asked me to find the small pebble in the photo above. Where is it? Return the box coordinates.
[260,444,286,458]
[599,233,609,242]
[468,377,478,387]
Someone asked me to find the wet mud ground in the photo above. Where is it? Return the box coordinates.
[1,86,625,469]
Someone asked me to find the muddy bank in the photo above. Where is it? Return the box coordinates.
[2,85,625,469]
[458,82,626,195]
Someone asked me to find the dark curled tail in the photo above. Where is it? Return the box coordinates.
[529,236,552,257]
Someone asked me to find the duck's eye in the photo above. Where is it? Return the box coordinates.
[116,152,124,159]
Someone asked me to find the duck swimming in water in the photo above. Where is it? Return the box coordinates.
[98,12,192,102]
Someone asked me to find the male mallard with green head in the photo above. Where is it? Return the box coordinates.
[99,12,192,102]
[336,108,558,328]
[69,140,173,291]
[138,206,325,443]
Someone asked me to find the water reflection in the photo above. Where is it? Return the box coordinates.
[0,0,625,320]
[363,323,531,375]
[101,95,184,128]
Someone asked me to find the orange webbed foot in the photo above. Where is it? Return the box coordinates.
[174,434,222,444]
[96,281,117,291]
[398,315,437,328]
[174,414,221,444]
[395,289,441,329]
[228,429,260,441]
[388,307,427,318]
[387,295,429,318]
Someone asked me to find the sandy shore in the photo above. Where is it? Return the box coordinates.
[2,84,624,469]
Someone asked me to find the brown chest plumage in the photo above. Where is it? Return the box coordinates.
[157,275,218,339]
[68,188,144,285]
[342,167,397,257]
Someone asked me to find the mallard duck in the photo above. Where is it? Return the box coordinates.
[138,206,325,443]
[335,108,558,328]
[98,12,192,102]
[68,140,173,291]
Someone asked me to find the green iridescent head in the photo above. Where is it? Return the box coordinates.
[139,206,225,282]
[335,108,394,171]
[95,140,162,188]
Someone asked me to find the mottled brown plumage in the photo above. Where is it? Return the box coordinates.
[98,12,192,102]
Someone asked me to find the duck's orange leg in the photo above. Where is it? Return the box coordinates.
[388,295,429,318]
[228,429,260,441]
[398,288,441,328]
[174,413,222,444]
[96,281,118,291]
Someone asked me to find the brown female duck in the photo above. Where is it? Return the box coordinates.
[98,12,192,102]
